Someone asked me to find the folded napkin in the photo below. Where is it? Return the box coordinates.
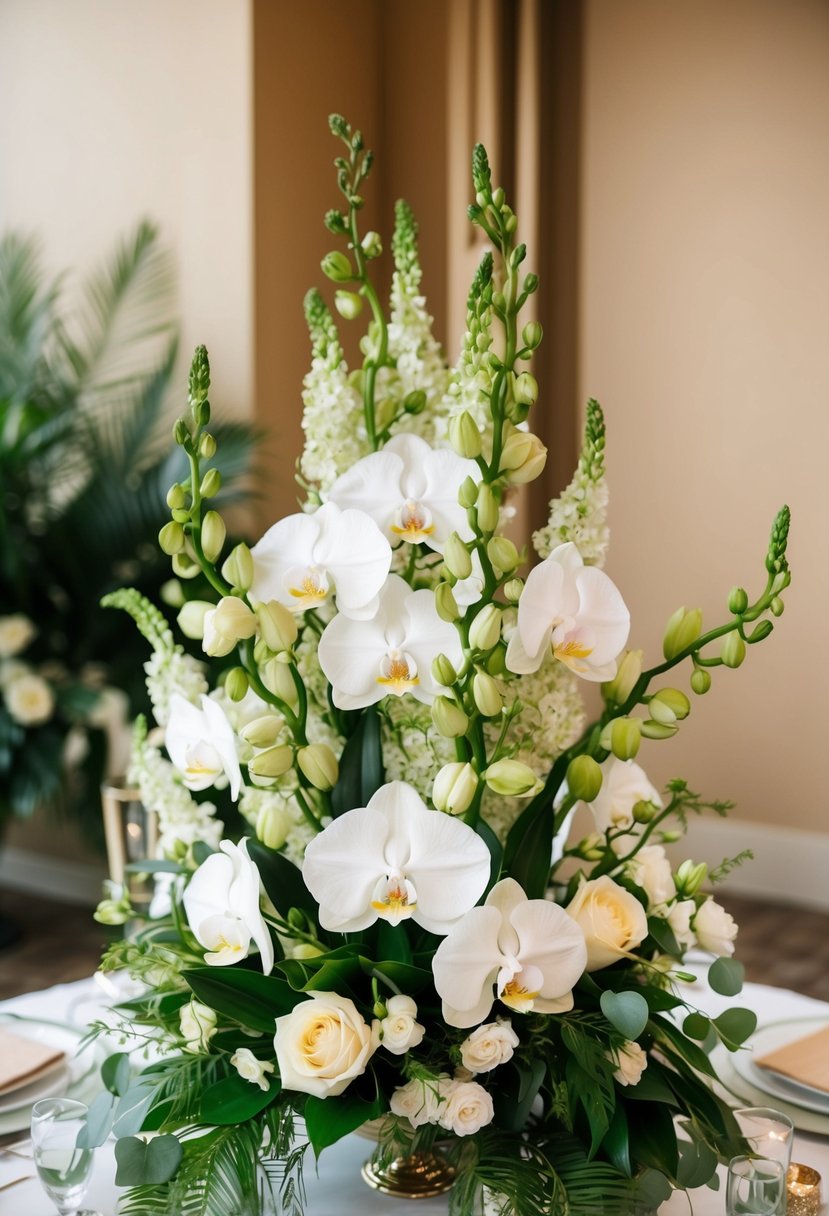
[756,1023,829,1094]
[0,1028,65,1095]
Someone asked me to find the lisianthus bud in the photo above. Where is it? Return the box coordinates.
[728,586,748,614]
[297,744,339,790]
[177,600,214,640]
[472,670,502,717]
[435,583,460,622]
[222,543,254,592]
[504,578,524,603]
[256,601,298,652]
[469,605,502,651]
[262,659,299,705]
[225,667,249,702]
[484,759,542,797]
[522,320,543,349]
[201,510,226,561]
[721,633,746,668]
[212,596,258,641]
[199,432,217,459]
[662,607,703,660]
[458,476,479,509]
[432,696,469,738]
[566,755,602,802]
[249,745,294,779]
[240,716,283,749]
[361,231,382,259]
[431,654,458,687]
[486,536,519,573]
[166,484,187,510]
[449,411,482,459]
[513,372,538,407]
[602,649,644,705]
[640,720,679,740]
[676,859,708,896]
[690,669,711,695]
[444,533,473,580]
[321,251,353,281]
[649,688,691,725]
[159,521,185,555]
[476,485,499,533]
[200,468,222,499]
[335,290,363,320]
[432,762,478,815]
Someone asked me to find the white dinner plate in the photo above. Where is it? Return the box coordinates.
[731,1017,829,1116]
[0,1061,70,1114]
[0,1014,103,1135]
[710,1040,829,1136]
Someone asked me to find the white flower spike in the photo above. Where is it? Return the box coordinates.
[317,574,463,710]
[250,501,392,620]
[183,838,274,974]
[506,542,630,682]
[432,877,588,1028]
[326,432,479,553]
[165,692,242,800]
[302,780,491,935]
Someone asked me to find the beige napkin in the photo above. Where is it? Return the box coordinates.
[0,1028,65,1096]
[756,1024,829,1094]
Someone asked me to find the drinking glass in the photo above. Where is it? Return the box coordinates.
[734,1106,795,1171]
[727,1156,786,1216]
[30,1098,96,1216]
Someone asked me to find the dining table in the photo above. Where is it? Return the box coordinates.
[1,965,827,1215]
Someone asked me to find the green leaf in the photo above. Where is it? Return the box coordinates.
[77,1090,115,1149]
[635,1168,673,1211]
[649,1013,717,1079]
[376,919,413,966]
[114,1133,183,1186]
[247,838,320,925]
[304,1090,383,1155]
[626,1101,679,1179]
[623,1061,679,1106]
[183,967,300,1033]
[683,1012,710,1041]
[708,957,745,997]
[331,704,384,816]
[364,958,432,994]
[123,859,184,874]
[647,916,681,957]
[495,1058,546,1133]
[676,1137,718,1189]
[199,1072,279,1124]
[112,1083,157,1138]
[503,793,554,899]
[603,1102,632,1177]
[475,816,503,894]
[101,1051,132,1096]
[713,1007,757,1050]
[601,990,649,1040]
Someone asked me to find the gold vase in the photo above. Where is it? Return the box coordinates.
[361,1149,456,1199]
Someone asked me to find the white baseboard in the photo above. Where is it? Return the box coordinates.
[0,846,106,907]
[665,817,829,911]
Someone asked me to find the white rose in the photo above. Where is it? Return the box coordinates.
[0,659,27,688]
[629,845,676,908]
[389,1075,445,1128]
[565,876,648,971]
[437,1080,495,1136]
[179,999,218,1053]
[588,758,662,837]
[460,1020,520,1074]
[0,615,36,658]
[609,1040,647,1087]
[4,672,55,725]
[667,899,697,950]
[376,995,425,1056]
[693,899,738,957]
[274,991,379,1097]
[230,1046,275,1091]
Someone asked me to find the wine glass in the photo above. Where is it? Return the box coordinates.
[733,1106,795,1171]
[30,1098,96,1216]
[727,1155,786,1216]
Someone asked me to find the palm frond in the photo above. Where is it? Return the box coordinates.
[0,232,61,406]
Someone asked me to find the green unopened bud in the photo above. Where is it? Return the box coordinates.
[201,510,226,561]
[449,411,482,459]
[640,719,680,740]
[513,372,539,407]
[361,230,382,259]
[432,696,469,738]
[675,859,708,896]
[286,906,306,930]
[192,397,210,427]
[403,389,427,415]
[434,582,460,622]
[321,251,353,282]
[158,521,185,555]
[566,755,603,802]
[261,658,299,705]
[160,579,184,608]
[649,688,691,725]
[297,743,339,791]
[256,600,298,652]
[249,745,294,779]
[500,429,547,484]
[486,644,507,676]
[174,418,190,446]
[94,897,132,926]
[224,667,249,702]
[728,586,748,614]
[200,467,222,498]
[431,654,458,687]
[504,578,524,603]
[443,533,472,580]
[721,633,746,668]
[602,649,644,705]
[521,321,543,349]
[660,830,683,844]
[240,715,284,749]
[484,758,542,797]
[610,716,641,761]
[374,397,397,432]
[221,543,254,592]
[458,476,479,509]
[172,551,199,579]
[199,432,217,460]
[662,607,703,660]
[171,507,191,524]
[256,803,290,850]
[473,670,502,717]
[166,484,187,510]
[632,799,659,825]
[770,596,784,617]
[177,599,214,640]
[212,595,258,641]
[335,290,363,320]
[690,668,711,695]
[476,485,499,533]
[432,762,478,815]
[487,536,519,573]
[469,604,502,651]
[746,619,773,643]
[578,834,605,861]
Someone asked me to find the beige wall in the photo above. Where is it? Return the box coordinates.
[581,0,829,831]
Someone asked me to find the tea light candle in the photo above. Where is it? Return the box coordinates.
[787,1163,822,1216]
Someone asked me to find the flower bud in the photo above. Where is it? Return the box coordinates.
[522,321,543,349]
[721,633,746,668]
[177,599,214,640]
[335,290,363,320]
[660,830,683,844]
[675,859,708,896]
[261,658,299,705]
[449,411,482,459]
[728,586,748,614]
[432,696,469,738]
[159,521,185,555]
[222,543,254,592]
[476,485,499,533]
[172,551,200,579]
[504,578,524,603]
[166,484,187,510]
[746,619,773,644]
[690,669,711,695]
[486,536,519,573]
[434,583,460,622]
[249,745,294,779]
[361,230,383,259]
[256,600,298,652]
[601,649,643,705]
[292,942,324,960]
[469,605,502,651]
[240,717,282,751]
[770,596,784,617]
[566,755,603,802]
[161,579,184,608]
[200,468,222,498]
[662,607,703,661]
[610,716,641,761]
[458,476,479,509]
[431,654,458,687]
[443,533,473,581]
[297,743,339,790]
[403,390,427,415]
[199,432,217,459]
[485,644,507,676]
[513,372,539,407]
[94,897,132,926]
[224,666,249,702]
[171,507,191,524]
[174,418,190,446]
[500,430,547,484]
[432,762,478,815]
[649,688,691,725]
[212,596,258,641]
[321,251,353,282]
[640,720,679,740]
[201,510,226,562]
[484,758,542,797]
[374,397,397,432]
[578,834,605,860]
[632,798,659,824]
[256,803,290,850]
[472,670,502,717]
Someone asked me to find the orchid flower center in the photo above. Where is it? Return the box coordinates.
[370,872,418,925]
[390,500,435,544]
[376,649,419,694]
[183,741,222,781]
[551,618,594,668]
[284,564,330,610]
[496,957,543,1013]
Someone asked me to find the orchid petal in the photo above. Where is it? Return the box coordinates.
[510,898,588,999]
[250,512,322,605]
[505,626,548,675]
[573,566,631,664]
[547,542,585,576]
[432,905,504,1027]
[302,806,391,924]
[183,851,235,945]
[418,446,479,547]
[316,505,393,620]
[326,450,405,535]
[517,558,570,659]
[201,696,242,799]
[229,839,274,975]
[317,612,390,711]
[533,992,576,1014]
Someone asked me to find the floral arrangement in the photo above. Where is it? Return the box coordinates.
[88,117,791,1216]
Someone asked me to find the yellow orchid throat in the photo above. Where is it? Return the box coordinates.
[500,977,541,1012]
[371,881,417,918]
[288,572,328,608]
[390,501,436,544]
[377,653,419,694]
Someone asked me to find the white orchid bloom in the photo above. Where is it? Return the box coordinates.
[506,542,630,682]
[165,693,242,800]
[183,838,274,974]
[432,877,588,1029]
[317,574,463,710]
[302,780,491,936]
[250,501,391,620]
[326,433,479,553]
[453,549,485,608]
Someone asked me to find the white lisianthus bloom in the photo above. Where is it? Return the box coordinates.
[629,845,676,908]
[505,542,629,682]
[274,991,379,1098]
[326,432,479,553]
[250,501,392,620]
[183,838,274,974]
[0,614,36,658]
[460,1020,520,1074]
[375,994,425,1055]
[587,758,663,844]
[438,1079,495,1136]
[179,999,218,1054]
[389,1075,446,1128]
[165,693,242,800]
[693,898,738,957]
[303,780,490,935]
[666,899,697,950]
[317,574,463,711]
[4,672,55,725]
[432,877,587,1029]
[230,1047,275,1091]
[565,876,648,971]
[609,1040,648,1087]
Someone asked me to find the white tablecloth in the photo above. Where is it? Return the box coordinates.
[2,973,828,1215]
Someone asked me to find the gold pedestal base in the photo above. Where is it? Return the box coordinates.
[361,1150,456,1199]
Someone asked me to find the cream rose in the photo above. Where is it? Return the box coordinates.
[5,672,55,726]
[609,1040,648,1087]
[376,995,425,1056]
[230,1047,275,1091]
[274,991,379,1097]
[693,898,738,957]
[460,1020,520,1074]
[0,615,36,658]
[389,1075,445,1128]
[629,845,676,908]
[565,876,648,971]
[437,1079,495,1136]
[179,999,218,1053]
[667,899,697,950]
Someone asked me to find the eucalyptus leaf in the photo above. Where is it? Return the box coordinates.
[76,1090,115,1149]
[708,957,745,997]
[101,1051,132,1096]
[682,1012,710,1041]
[713,1007,757,1050]
[676,1137,718,1189]
[601,990,649,1040]
[114,1133,183,1186]
[112,1082,157,1138]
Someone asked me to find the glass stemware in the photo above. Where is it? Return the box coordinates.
[727,1156,787,1216]
[30,1098,96,1216]
[733,1106,795,1172]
